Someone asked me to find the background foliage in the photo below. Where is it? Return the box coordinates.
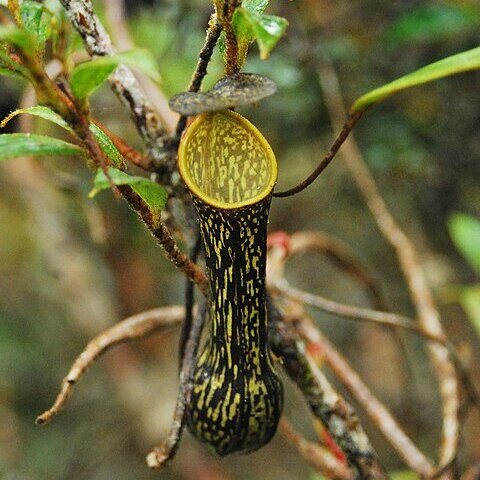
[0,0,479,479]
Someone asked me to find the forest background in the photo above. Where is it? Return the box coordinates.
[0,0,479,479]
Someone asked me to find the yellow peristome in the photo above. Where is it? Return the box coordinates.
[178,109,277,210]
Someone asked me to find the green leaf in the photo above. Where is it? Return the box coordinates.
[448,212,480,274]
[0,105,73,132]
[89,167,167,225]
[233,7,288,60]
[383,5,478,50]
[0,107,125,169]
[352,47,480,112]
[390,472,420,480]
[0,66,24,79]
[89,123,124,169]
[241,0,269,14]
[0,133,83,160]
[20,0,52,50]
[70,49,161,101]
[459,286,480,336]
[0,25,32,50]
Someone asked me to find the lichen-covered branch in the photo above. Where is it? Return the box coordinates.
[280,418,353,480]
[59,0,172,174]
[291,306,436,477]
[268,301,388,479]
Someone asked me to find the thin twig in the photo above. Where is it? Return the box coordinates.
[273,111,363,197]
[287,231,387,311]
[287,303,436,477]
[267,240,447,344]
[271,276,446,344]
[180,229,202,365]
[118,186,209,296]
[36,306,185,424]
[146,304,206,469]
[310,36,460,470]
[223,0,240,76]
[28,58,206,294]
[174,14,222,141]
[280,418,353,480]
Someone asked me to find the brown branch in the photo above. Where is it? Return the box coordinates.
[118,186,209,296]
[310,40,460,471]
[59,0,173,174]
[278,231,424,412]
[146,304,206,469]
[287,231,387,311]
[223,0,240,76]
[36,305,185,424]
[174,14,222,141]
[103,0,178,134]
[271,276,446,344]
[461,462,480,480]
[280,418,353,480]
[267,240,447,344]
[287,304,436,477]
[268,301,388,479]
[16,58,201,292]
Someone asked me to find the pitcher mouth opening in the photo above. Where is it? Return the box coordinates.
[178,110,277,210]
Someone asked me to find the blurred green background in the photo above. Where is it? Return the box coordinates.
[1,0,479,479]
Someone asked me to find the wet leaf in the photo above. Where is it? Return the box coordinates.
[20,0,52,52]
[0,106,124,168]
[233,7,288,60]
[0,133,83,160]
[89,167,167,224]
[1,105,73,132]
[70,49,161,101]
[241,0,269,14]
[89,124,124,169]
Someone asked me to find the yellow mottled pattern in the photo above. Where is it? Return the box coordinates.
[178,110,277,210]
[186,199,283,456]
[179,110,283,456]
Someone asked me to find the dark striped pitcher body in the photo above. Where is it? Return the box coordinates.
[178,110,283,456]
